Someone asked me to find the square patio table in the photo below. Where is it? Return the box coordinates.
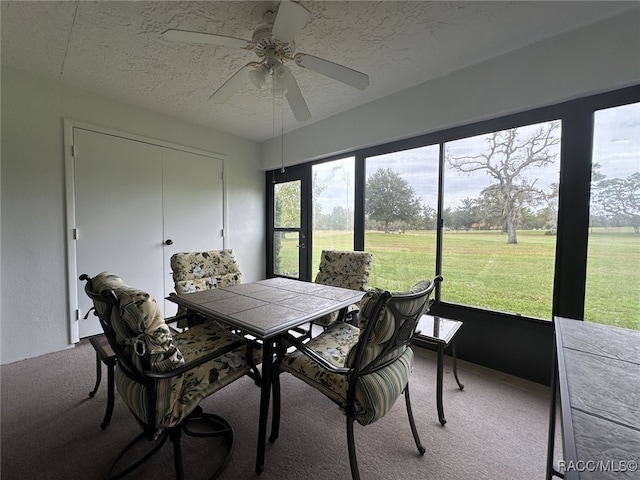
[167,277,365,474]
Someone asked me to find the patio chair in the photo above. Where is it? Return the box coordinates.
[170,249,242,326]
[312,249,372,329]
[80,272,261,480]
[270,276,443,480]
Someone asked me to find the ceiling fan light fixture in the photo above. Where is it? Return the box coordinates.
[248,65,269,89]
[272,63,292,94]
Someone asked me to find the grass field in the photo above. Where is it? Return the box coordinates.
[278,228,639,330]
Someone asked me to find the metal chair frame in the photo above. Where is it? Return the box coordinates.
[80,273,259,480]
[270,276,442,480]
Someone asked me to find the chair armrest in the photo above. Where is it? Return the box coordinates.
[281,333,351,375]
[165,312,206,327]
[145,338,257,379]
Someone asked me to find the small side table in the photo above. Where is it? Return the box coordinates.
[416,315,464,426]
[88,334,117,430]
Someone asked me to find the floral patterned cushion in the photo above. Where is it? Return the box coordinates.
[313,250,372,327]
[280,321,414,426]
[90,272,256,437]
[281,323,359,404]
[116,321,257,437]
[170,249,242,321]
[171,249,242,293]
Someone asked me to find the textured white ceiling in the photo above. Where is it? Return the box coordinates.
[2,1,637,142]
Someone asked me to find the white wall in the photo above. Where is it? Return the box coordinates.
[0,67,264,364]
[261,8,640,169]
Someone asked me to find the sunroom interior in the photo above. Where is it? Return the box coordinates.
[1,1,639,388]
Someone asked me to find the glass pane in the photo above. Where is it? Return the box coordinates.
[586,102,640,330]
[274,181,301,228]
[443,121,561,319]
[312,158,355,274]
[273,231,299,278]
[364,145,439,291]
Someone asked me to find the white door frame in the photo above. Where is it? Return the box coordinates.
[64,119,228,343]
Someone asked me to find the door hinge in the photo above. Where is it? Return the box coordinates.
[71,145,77,158]
[73,228,79,240]
[220,228,224,237]
[76,309,81,321]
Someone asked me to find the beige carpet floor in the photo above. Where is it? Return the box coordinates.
[1,339,561,479]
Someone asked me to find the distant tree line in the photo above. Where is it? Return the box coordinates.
[357,123,563,244]
[590,165,640,233]
[315,122,639,241]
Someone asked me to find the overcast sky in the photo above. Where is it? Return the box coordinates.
[313,102,639,212]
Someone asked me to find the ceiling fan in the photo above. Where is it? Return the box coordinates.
[162,0,369,122]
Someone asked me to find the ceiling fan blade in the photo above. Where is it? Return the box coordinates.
[162,29,250,49]
[209,64,254,104]
[272,0,312,44]
[296,53,369,90]
[285,74,311,122]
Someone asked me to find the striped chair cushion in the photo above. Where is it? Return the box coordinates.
[280,321,414,426]
[116,321,256,436]
[91,272,184,375]
[347,279,433,368]
[92,272,255,437]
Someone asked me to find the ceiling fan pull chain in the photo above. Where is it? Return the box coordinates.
[281,93,285,173]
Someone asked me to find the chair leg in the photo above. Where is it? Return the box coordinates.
[247,343,263,387]
[269,366,281,443]
[89,351,102,398]
[100,361,115,430]
[170,427,185,480]
[183,411,235,480]
[107,431,169,480]
[270,337,288,444]
[452,340,464,390]
[404,383,426,455]
[346,414,360,480]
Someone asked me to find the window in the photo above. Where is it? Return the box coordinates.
[586,102,640,330]
[312,158,355,274]
[265,86,640,384]
[364,146,439,290]
[266,85,640,329]
[442,121,561,319]
[273,180,302,278]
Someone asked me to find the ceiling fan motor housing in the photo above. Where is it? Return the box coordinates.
[252,12,295,60]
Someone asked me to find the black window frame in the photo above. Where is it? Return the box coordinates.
[266,85,640,383]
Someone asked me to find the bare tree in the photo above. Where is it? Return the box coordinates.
[447,122,560,244]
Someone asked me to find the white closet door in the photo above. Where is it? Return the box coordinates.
[161,148,224,316]
[72,127,225,337]
[74,128,165,338]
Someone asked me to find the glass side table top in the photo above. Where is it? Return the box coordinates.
[417,315,463,345]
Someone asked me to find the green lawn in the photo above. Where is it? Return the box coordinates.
[583,228,640,330]
[280,228,639,330]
